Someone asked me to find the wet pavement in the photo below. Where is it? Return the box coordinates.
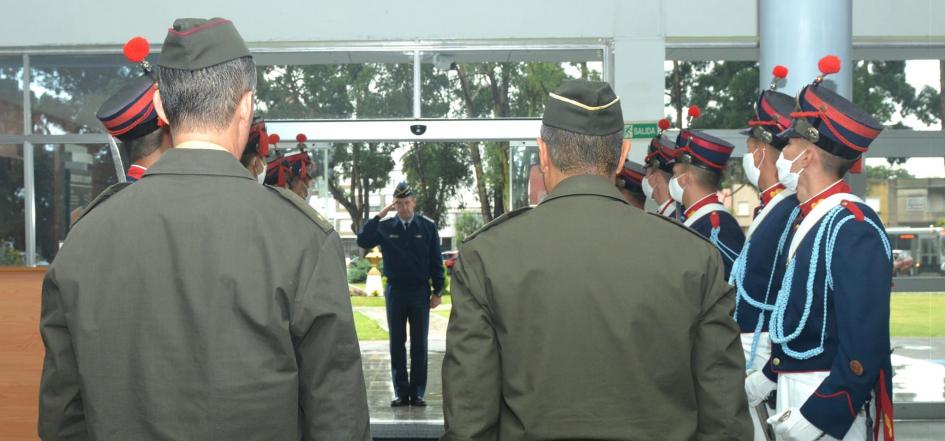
[356,305,945,439]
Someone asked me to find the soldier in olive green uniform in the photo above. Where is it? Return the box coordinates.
[38,18,369,441]
[442,80,751,441]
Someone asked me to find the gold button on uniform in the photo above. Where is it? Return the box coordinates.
[772,357,781,366]
[850,360,864,376]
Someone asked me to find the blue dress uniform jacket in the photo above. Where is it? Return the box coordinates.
[685,199,745,280]
[731,191,800,334]
[763,195,893,440]
[357,215,445,299]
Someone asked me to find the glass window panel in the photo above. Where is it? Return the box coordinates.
[30,54,150,136]
[34,143,118,264]
[255,61,415,120]
[0,56,24,135]
[0,145,25,265]
[427,59,603,119]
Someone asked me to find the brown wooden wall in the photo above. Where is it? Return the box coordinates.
[0,269,45,441]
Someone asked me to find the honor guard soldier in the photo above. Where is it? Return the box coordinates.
[643,117,681,220]
[357,182,445,407]
[442,80,751,441]
[669,109,745,279]
[240,116,277,183]
[265,137,316,199]
[744,56,894,441]
[616,159,647,209]
[95,37,171,182]
[730,64,802,441]
[39,18,370,440]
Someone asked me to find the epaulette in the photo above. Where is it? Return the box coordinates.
[840,199,865,222]
[463,206,533,243]
[420,214,436,225]
[647,212,714,246]
[72,182,132,227]
[266,185,333,233]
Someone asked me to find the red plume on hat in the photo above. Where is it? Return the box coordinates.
[296,133,308,143]
[815,55,841,85]
[686,105,701,127]
[770,65,788,90]
[658,118,671,134]
[123,36,153,76]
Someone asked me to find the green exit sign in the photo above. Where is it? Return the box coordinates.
[623,122,659,139]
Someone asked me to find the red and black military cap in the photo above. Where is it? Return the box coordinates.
[779,55,883,160]
[617,160,646,195]
[96,37,162,142]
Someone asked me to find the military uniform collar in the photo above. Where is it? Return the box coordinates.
[143,148,255,180]
[539,174,628,206]
[760,182,786,206]
[799,179,849,218]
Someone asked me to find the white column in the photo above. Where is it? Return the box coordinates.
[613,37,666,163]
[759,0,852,99]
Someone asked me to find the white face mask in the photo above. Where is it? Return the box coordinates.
[669,174,687,204]
[256,168,266,184]
[641,175,655,200]
[776,150,804,192]
[742,148,763,189]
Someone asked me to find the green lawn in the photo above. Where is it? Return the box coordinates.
[890,293,945,337]
[353,311,388,341]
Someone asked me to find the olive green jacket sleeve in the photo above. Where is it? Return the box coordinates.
[38,268,89,441]
[691,253,752,441]
[292,232,371,441]
[441,249,501,441]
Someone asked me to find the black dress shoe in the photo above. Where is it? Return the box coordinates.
[410,397,427,407]
[390,397,409,407]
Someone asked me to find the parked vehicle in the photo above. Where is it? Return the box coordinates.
[886,227,945,275]
[892,249,916,277]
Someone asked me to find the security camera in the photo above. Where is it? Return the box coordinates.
[410,124,427,136]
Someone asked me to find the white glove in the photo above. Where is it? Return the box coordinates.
[768,408,825,441]
[744,370,776,407]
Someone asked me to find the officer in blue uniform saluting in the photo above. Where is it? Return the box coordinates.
[730,64,802,441]
[669,119,745,280]
[744,56,894,441]
[357,182,445,408]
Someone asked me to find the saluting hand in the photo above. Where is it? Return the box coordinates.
[378,201,397,219]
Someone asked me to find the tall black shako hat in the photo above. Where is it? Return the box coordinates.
[96,37,162,142]
[158,18,251,71]
[741,64,794,150]
[542,80,623,136]
[779,55,883,160]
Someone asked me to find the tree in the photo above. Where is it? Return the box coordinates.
[866,164,916,180]
[402,142,471,227]
[665,61,709,126]
[255,63,412,234]
[453,212,484,245]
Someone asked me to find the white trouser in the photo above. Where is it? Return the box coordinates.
[742,332,772,371]
[775,372,872,441]
[743,332,773,441]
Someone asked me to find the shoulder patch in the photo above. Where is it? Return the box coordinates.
[647,212,714,246]
[463,206,532,243]
[73,182,132,227]
[420,215,436,225]
[266,185,333,233]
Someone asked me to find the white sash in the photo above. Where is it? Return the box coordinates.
[746,190,796,238]
[787,193,864,261]
[658,200,676,218]
[683,203,728,228]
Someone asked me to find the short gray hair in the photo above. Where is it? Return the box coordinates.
[540,124,624,176]
[158,56,257,133]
